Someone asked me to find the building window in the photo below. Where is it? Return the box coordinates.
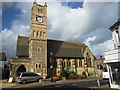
[38,64,40,68]
[79,60,82,67]
[33,31,36,38]
[73,60,75,65]
[62,61,65,67]
[40,31,42,39]
[38,48,39,52]
[67,61,69,67]
[86,52,92,67]
[86,57,91,67]
[69,61,71,67]
[43,32,45,39]
[38,48,41,53]
[38,8,42,13]
[36,31,39,38]
[36,64,37,68]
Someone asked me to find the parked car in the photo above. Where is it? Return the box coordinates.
[16,72,43,84]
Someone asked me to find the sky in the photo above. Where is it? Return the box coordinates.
[1,0,119,60]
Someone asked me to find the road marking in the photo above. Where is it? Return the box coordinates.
[55,85,63,87]
[72,84,76,86]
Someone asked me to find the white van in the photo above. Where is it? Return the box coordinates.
[102,67,109,80]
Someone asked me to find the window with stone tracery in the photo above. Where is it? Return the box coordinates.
[86,57,92,67]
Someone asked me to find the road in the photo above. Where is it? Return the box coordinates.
[1,78,113,90]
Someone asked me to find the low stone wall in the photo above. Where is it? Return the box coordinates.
[77,67,85,75]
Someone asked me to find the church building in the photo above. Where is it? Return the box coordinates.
[10,1,95,79]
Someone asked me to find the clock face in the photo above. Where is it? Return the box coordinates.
[37,16,43,23]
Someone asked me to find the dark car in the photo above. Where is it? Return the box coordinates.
[16,72,43,84]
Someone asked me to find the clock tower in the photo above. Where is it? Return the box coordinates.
[29,1,47,78]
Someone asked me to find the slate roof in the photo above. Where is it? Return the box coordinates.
[47,39,87,58]
[16,36,87,58]
[0,52,7,61]
[109,19,120,31]
[16,35,29,57]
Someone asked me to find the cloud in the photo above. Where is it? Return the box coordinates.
[84,36,114,57]
[1,19,30,60]
[88,39,114,57]
[47,2,117,57]
[48,2,117,40]
[84,36,96,46]
[1,1,118,60]
[15,2,33,25]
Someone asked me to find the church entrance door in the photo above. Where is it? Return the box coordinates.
[16,65,26,75]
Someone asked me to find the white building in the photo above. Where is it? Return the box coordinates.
[104,19,120,89]
[0,52,7,69]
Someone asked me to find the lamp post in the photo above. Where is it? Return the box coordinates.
[50,52,53,82]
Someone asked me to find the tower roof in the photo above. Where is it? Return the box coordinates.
[16,36,29,57]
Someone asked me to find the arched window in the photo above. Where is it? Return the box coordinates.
[86,57,91,67]
[33,31,36,38]
[67,61,69,67]
[79,60,82,67]
[76,60,79,67]
[62,61,65,67]
[43,32,46,39]
[64,60,67,67]
[36,64,37,68]
[69,61,71,67]
[40,31,42,39]
[39,64,41,68]
[38,48,40,52]
[36,31,39,38]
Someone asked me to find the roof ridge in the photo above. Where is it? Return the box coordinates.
[18,35,29,39]
[48,39,86,46]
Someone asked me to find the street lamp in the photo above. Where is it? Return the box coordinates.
[50,52,53,82]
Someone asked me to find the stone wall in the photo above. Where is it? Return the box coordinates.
[10,58,31,78]
[55,56,95,76]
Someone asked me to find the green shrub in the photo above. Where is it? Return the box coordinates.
[68,72,79,79]
[60,69,69,78]
[60,69,79,79]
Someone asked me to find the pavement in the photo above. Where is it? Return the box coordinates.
[1,78,111,89]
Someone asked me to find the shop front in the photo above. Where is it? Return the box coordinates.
[104,19,120,89]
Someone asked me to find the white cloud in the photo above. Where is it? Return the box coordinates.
[91,39,114,57]
[84,35,114,57]
[1,20,30,60]
[84,36,96,47]
[47,1,117,57]
[1,1,118,60]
